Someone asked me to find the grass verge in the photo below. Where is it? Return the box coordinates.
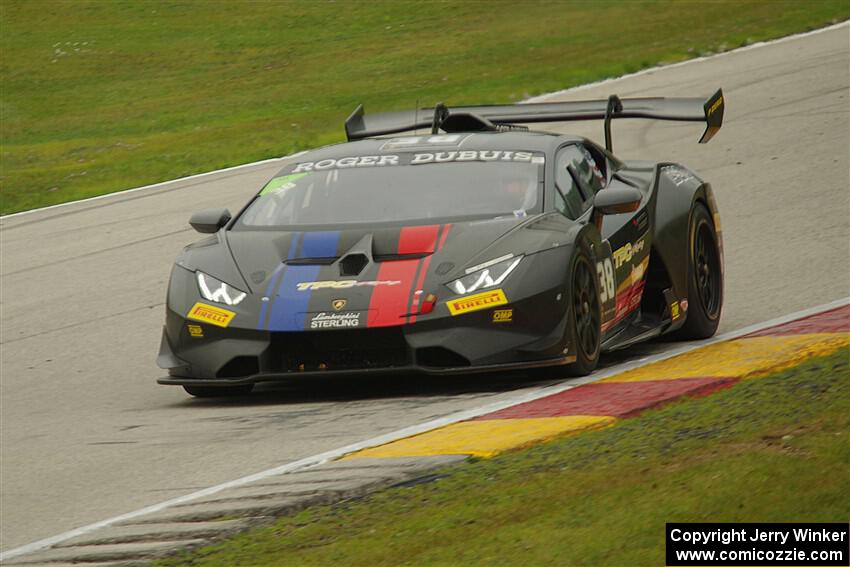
[2,1,849,214]
[160,347,850,566]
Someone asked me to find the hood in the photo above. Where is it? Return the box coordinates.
[224,216,536,331]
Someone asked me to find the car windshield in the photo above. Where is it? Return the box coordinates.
[235,153,544,229]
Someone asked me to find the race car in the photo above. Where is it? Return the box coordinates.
[157,91,725,397]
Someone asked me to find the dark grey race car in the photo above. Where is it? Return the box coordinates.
[157,91,725,397]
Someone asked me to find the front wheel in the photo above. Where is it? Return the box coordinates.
[565,252,601,376]
[183,384,254,398]
[676,202,723,339]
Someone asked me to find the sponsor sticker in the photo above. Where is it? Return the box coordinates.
[297,280,400,291]
[290,151,544,173]
[332,299,347,311]
[447,289,508,316]
[187,302,236,328]
[671,301,680,321]
[612,237,646,269]
[492,308,513,323]
[310,312,361,329]
[187,324,204,338]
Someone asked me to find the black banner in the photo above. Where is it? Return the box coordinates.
[666,523,849,566]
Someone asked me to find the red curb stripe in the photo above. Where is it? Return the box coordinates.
[473,377,737,420]
[743,304,849,337]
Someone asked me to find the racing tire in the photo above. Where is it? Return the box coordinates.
[183,384,254,398]
[564,250,602,376]
[676,202,723,339]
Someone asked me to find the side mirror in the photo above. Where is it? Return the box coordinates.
[593,186,642,216]
[189,208,231,233]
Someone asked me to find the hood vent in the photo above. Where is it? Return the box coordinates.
[340,253,369,276]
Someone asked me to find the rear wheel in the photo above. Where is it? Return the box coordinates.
[677,203,723,339]
[565,252,601,376]
[183,384,254,398]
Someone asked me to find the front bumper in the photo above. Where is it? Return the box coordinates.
[157,288,574,387]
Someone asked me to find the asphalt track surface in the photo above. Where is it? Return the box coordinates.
[1,24,848,552]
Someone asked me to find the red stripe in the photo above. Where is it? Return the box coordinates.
[368,225,440,328]
[407,255,433,324]
[399,224,440,254]
[437,223,452,250]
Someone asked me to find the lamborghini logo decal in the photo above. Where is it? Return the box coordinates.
[332,299,347,311]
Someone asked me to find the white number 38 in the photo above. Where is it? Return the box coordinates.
[596,259,615,302]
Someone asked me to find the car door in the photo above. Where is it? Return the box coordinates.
[553,143,650,335]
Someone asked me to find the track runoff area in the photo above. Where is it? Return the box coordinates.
[1,299,847,564]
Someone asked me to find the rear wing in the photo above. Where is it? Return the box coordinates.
[344,89,724,151]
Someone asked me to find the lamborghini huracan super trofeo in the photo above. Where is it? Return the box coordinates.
[157,91,725,396]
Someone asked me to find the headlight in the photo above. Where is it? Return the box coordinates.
[196,271,247,306]
[446,255,522,295]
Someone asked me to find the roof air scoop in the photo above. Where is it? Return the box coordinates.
[340,253,369,276]
[337,233,374,276]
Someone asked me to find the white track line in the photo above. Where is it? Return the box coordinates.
[2,297,847,562]
[2,20,846,221]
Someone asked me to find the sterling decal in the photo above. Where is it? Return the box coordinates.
[447,289,508,316]
[296,280,401,292]
[310,312,361,329]
[187,302,235,328]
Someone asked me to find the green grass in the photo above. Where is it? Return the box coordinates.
[160,347,850,566]
[1,1,848,214]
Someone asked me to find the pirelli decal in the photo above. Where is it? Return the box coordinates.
[447,289,508,316]
[187,302,236,328]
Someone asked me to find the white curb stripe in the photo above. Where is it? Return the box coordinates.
[2,20,846,221]
[2,296,847,562]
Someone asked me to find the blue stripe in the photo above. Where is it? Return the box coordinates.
[258,233,301,330]
[267,231,340,331]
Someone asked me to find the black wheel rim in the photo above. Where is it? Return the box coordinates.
[573,259,600,359]
[694,221,721,318]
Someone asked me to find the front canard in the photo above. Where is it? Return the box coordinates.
[447,289,508,316]
[187,302,236,328]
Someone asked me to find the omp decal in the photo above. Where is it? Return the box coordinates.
[309,312,361,329]
[259,173,310,196]
[266,231,340,331]
[187,303,235,328]
[296,280,400,291]
[369,225,441,328]
[187,324,204,338]
[612,237,645,269]
[492,308,513,323]
[447,289,508,316]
